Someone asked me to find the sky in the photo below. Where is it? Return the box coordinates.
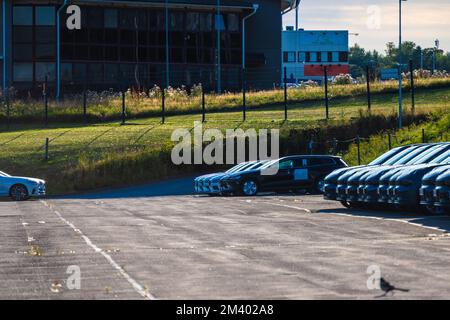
[282,0,450,53]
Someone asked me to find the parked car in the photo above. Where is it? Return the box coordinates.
[388,147,450,211]
[0,171,46,201]
[204,160,269,195]
[335,144,430,207]
[323,145,410,201]
[194,161,257,195]
[220,155,347,196]
[420,166,450,214]
[432,169,450,213]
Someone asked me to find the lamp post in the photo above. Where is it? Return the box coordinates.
[216,0,222,94]
[165,0,170,89]
[433,39,439,74]
[398,0,407,129]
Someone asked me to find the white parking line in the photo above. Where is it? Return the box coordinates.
[40,200,155,300]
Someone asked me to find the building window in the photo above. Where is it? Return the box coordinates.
[298,52,306,63]
[305,52,311,62]
[339,52,348,62]
[35,6,55,26]
[104,9,118,28]
[283,51,296,63]
[13,63,33,81]
[327,52,333,63]
[13,6,33,26]
[316,52,322,62]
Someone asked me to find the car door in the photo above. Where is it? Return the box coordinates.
[0,176,10,196]
[261,159,295,191]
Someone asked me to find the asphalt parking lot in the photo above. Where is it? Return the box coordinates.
[2,177,450,300]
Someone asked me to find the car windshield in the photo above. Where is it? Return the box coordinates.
[236,162,258,172]
[0,171,10,177]
[430,149,450,164]
[405,145,449,165]
[226,162,248,173]
[384,146,422,165]
[369,146,406,165]
[259,159,279,170]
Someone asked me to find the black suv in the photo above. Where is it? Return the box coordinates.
[220,155,348,196]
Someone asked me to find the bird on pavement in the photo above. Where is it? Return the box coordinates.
[376,278,410,298]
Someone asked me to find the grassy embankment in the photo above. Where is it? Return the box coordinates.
[0,82,449,195]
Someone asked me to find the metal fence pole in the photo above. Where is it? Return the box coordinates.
[324,66,329,120]
[388,133,392,150]
[284,66,288,121]
[422,128,425,143]
[83,90,87,124]
[44,76,48,127]
[242,68,246,122]
[161,86,165,124]
[44,138,49,161]
[201,88,206,123]
[366,66,371,112]
[356,136,361,165]
[409,59,415,113]
[121,91,126,125]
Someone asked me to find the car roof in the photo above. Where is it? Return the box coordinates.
[281,155,341,159]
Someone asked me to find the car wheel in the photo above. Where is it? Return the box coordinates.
[242,180,258,196]
[10,184,29,201]
[340,201,352,208]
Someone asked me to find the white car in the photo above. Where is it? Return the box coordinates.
[0,171,46,201]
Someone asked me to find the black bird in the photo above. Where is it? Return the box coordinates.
[376,278,410,298]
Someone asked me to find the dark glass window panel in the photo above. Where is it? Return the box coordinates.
[230,34,240,48]
[148,47,157,62]
[61,29,75,43]
[185,33,198,47]
[171,48,184,63]
[200,13,212,32]
[61,63,72,81]
[227,14,239,32]
[74,29,89,43]
[36,44,56,59]
[88,64,104,82]
[157,48,166,63]
[89,29,104,43]
[73,63,87,81]
[104,29,118,44]
[104,9,118,28]
[35,27,55,43]
[13,63,33,81]
[148,11,157,30]
[14,44,33,61]
[138,47,148,62]
[203,33,213,47]
[305,52,311,62]
[120,47,135,61]
[170,32,184,46]
[120,30,135,45]
[230,50,241,65]
[138,31,148,46]
[186,13,200,32]
[136,11,147,29]
[157,31,165,46]
[119,64,134,80]
[13,26,33,43]
[156,11,165,30]
[149,32,158,46]
[120,10,136,29]
[316,52,322,62]
[36,6,55,26]
[186,48,198,63]
[88,8,103,28]
[104,64,119,83]
[36,62,56,81]
[339,52,348,62]
[13,6,32,26]
[328,52,333,62]
[74,46,89,60]
[170,12,184,31]
[61,45,73,60]
[104,47,118,61]
[203,49,213,64]
[90,46,104,60]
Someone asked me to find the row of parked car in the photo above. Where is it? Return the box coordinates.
[194,155,347,196]
[323,142,450,214]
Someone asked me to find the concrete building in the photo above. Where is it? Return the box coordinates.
[282,28,349,83]
[0,0,300,96]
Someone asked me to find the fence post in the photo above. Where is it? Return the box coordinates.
[284,66,288,121]
[409,59,415,113]
[242,68,246,122]
[332,138,338,155]
[44,76,48,127]
[422,128,425,143]
[366,66,371,112]
[44,138,49,161]
[83,90,87,124]
[324,66,329,120]
[388,133,392,150]
[356,136,361,165]
[201,88,206,123]
[161,86,165,124]
[121,91,126,125]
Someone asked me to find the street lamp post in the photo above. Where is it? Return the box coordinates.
[165,0,170,89]
[216,0,222,94]
[398,0,407,129]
